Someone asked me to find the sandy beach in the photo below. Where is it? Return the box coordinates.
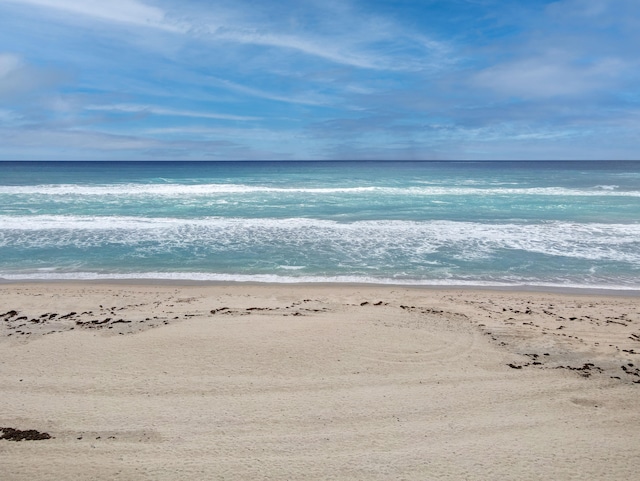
[1,282,640,480]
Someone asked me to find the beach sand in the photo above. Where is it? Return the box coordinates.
[1,283,639,480]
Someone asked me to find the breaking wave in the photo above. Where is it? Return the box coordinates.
[1,183,640,197]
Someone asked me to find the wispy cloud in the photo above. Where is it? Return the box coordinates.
[208,78,335,107]
[0,0,183,31]
[1,0,447,71]
[0,127,288,160]
[208,27,436,71]
[85,103,260,121]
[472,55,626,99]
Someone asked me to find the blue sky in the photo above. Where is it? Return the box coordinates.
[0,0,638,160]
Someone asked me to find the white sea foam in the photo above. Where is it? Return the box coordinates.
[1,271,638,291]
[1,216,639,264]
[0,184,378,196]
[1,183,639,197]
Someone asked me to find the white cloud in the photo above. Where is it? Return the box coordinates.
[209,77,334,106]
[212,28,382,70]
[0,127,288,160]
[205,19,450,71]
[0,0,183,31]
[472,55,624,99]
[0,108,20,124]
[547,0,615,20]
[85,103,260,121]
[181,1,450,71]
[0,53,22,77]
[1,0,449,71]
[0,52,66,99]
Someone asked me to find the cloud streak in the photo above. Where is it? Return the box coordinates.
[85,104,260,121]
[0,0,182,31]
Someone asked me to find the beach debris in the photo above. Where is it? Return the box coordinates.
[0,427,52,441]
[210,307,230,314]
[555,363,603,378]
[621,364,640,379]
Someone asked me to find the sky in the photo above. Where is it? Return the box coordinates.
[0,0,639,161]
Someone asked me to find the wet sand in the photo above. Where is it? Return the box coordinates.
[1,283,640,480]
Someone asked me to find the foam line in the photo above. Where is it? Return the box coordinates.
[1,184,639,197]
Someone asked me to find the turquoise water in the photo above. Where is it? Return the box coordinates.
[1,161,639,289]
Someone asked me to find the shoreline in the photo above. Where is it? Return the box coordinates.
[2,277,640,297]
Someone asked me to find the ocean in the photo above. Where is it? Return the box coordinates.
[1,161,639,290]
